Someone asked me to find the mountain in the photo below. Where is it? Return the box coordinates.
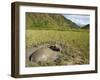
[26,13,79,30]
[81,24,90,29]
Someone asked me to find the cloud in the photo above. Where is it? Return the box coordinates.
[63,14,90,26]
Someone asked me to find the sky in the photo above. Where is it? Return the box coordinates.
[63,14,90,26]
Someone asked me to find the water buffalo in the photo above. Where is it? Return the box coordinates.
[29,44,62,63]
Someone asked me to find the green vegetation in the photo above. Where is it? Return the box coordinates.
[25,13,89,67]
[26,13,79,30]
[81,24,90,29]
